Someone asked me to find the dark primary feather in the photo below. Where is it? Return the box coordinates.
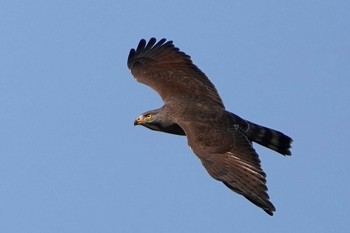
[127,38,224,108]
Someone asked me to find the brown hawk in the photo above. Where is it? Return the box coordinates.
[127,38,292,216]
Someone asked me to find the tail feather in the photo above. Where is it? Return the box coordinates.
[245,121,292,156]
[228,112,293,156]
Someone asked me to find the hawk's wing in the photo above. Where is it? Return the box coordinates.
[127,38,224,108]
[179,118,276,215]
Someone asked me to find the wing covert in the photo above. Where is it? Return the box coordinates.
[178,119,276,215]
[128,38,224,108]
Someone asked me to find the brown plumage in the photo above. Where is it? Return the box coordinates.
[128,38,292,216]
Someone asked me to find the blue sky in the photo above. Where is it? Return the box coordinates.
[1,1,349,232]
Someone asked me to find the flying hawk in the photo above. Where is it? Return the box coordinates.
[127,38,292,216]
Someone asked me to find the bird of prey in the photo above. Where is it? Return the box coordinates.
[127,38,292,216]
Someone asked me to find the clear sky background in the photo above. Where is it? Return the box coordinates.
[1,1,349,233]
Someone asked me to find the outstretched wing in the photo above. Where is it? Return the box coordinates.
[127,38,224,108]
[179,118,276,215]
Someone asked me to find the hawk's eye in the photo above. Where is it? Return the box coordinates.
[145,114,152,120]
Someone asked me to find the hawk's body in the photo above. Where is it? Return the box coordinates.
[128,38,292,216]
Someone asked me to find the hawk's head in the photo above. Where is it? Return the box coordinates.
[134,109,185,136]
[134,110,159,129]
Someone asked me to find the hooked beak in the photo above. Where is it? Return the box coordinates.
[134,115,144,126]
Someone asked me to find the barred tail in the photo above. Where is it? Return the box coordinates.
[245,121,293,156]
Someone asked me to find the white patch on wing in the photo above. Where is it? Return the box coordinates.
[227,152,262,177]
